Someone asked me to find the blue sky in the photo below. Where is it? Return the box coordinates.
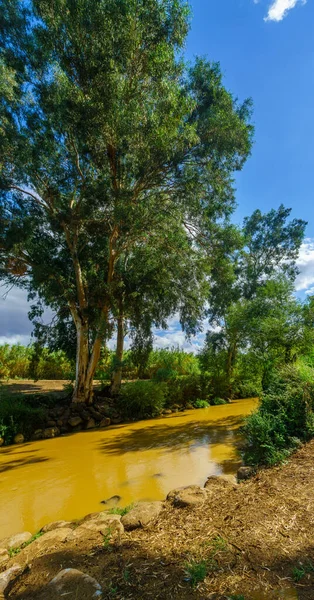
[1,0,314,350]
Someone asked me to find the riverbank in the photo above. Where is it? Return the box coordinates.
[2,440,314,599]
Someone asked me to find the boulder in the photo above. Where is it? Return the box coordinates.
[162,409,172,415]
[121,502,163,531]
[13,434,24,444]
[111,417,122,424]
[68,416,83,428]
[99,417,111,427]
[0,531,32,551]
[31,429,43,441]
[37,568,102,600]
[46,420,57,427]
[0,549,9,568]
[167,485,207,508]
[68,514,123,542]
[13,528,72,567]
[237,466,254,481]
[41,520,72,533]
[204,475,237,493]
[0,438,4,447]
[85,418,96,429]
[0,565,23,596]
[43,427,60,439]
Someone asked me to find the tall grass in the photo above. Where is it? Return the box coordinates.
[0,344,74,380]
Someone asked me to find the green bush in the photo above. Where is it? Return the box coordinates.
[118,380,166,419]
[242,364,314,466]
[193,399,210,409]
[0,390,46,443]
[210,397,227,406]
[166,374,210,406]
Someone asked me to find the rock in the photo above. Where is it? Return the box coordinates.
[0,438,4,447]
[237,466,254,481]
[167,485,207,508]
[68,416,83,428]
[13,434,24,444]
[57,419,63,427]
[111,417,122,424]
[0,565,23,595]
[121,501,163,531]
[43,427,60,439]
[46,420,56,427]
[37,568,102,600]
[0,549,9,568]
[13,528,72,567]
[101,495,121,506]
[68,514,123,542]
[89,409,102,421]
[204,475,237,492]
[85,418,96,429]
[162,409,172,415]
[99,417,111,427]
[31,429,43,441]
[41,520,72,533]
[0,531,32,551]
[186,403,194,410]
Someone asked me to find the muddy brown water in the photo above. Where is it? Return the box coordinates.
[0,399,259,538]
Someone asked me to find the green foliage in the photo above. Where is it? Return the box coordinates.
[0,0,253,402]
[211,397,227,406]
[184,559,208,587]
[242,364,314,466]
[165,374,210,406]
[292,561,314,582]
[0,344,74,380]
[193,399,210,409]
[228,596,246,600]
[0,390,45,443]
[118,381,166,419]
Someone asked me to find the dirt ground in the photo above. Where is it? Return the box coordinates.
[6,439,314,600]
[1,379,71,395]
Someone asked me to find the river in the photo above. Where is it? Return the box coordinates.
[0,398,257,538]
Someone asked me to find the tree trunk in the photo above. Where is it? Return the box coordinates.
[111,310,124,395]
[72,321,91,403]
[226,340,237,397]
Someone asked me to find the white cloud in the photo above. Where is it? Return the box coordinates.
[264,0,307,22]
[295,238,314,293]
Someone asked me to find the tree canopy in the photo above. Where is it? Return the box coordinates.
[0,0,253,402]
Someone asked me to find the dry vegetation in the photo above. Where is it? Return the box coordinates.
[8,441,314,600]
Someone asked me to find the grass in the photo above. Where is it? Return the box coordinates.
[108,504,134,517]
[184,559,208,587]
[102,528,112,550]
[292,560,314,582]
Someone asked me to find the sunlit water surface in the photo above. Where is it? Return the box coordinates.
[0,399,258,538]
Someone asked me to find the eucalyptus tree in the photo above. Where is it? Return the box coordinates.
[0,0,253,403]
[204,206,307,392]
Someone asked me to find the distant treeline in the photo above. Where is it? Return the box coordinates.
[0,344,200,382]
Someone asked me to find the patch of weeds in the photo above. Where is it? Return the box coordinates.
[292,560,314,582]
[122,568,130,582]
[194,399,210,409]
[228,595,246,600]
[102,528,112,550]
[108,583,118,597]
[108,504,134,517]
[211,535,228,553]
[184,559,208,587]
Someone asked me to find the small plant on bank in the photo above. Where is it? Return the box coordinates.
[292,561,314,582]
[184,559,208,587]
[228,595,246,600]
[211,535,228,552]
[108,504,133,517]
[102,528,112,550]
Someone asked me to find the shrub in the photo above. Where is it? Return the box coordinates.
[242,364,314,467]
[166,374,210,406]
[0,390,46,443]
[118,380,166,419]
[193,399,210,409]
[210,397,227,406]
